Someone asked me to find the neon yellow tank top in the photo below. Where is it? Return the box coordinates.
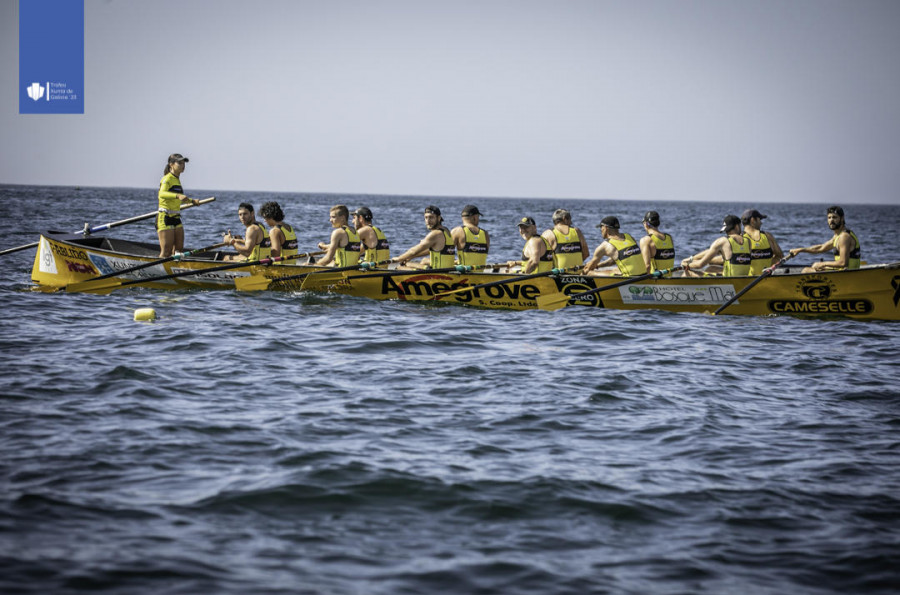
[552,226,583,269]
[273,224,298,264]
[608,233,647,276]
[723,235,751,276]
[833,230,860,270]
[246,222,270,262]
[458,226,488,266]
[649,232,675,273]
[429,229,456,269]
[335,226,362,267]
[364,225,391,264]
[745,231,773,275]
[522,236,554,273]
[158,173,183,213]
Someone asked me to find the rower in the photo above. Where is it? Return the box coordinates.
[451,204,490,267]
[259,201,298,263]
[541,208,589,270]
[316,205,361,267]
[638,210,675,275]
[390,205,455,269]
[682,214,751,276]
[352,207,391,266]
[156,153,201,257]
[741,209,784,275]
[222,202,268,261]
[509,216,553,274]
[583,216,647,276]
[789,206,861,272]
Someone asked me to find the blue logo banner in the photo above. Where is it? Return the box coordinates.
[19,0,85,114]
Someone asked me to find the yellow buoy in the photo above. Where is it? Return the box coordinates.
[134,308,157,321]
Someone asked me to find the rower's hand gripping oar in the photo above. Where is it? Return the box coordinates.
[234,259,393,292]
[84,241,229,284]
[536,265,685,311]
[64,249,325,294]
[0,197,216,257]
[712,253,795,315]
[433,265,584,299]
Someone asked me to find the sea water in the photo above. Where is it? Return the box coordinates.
[1,185,898,594]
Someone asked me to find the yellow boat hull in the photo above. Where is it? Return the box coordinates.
[300,265,900,320]
[30,232,319,291]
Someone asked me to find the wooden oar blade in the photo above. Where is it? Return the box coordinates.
[64,278,124,294]
[535,292,573,311]
[233,275,273,292]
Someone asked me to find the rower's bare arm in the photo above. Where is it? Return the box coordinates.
[684,239,722,269]
[790,240,831,257]
[315,228,344,266]
[639,236,653,272]
[393,231,439,264]
[269,228,285,257]
[577,228,589,259]
[767,232,784,261]
[583,244,611,273]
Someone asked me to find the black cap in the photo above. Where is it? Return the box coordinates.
[643,211,660,225]
[720,214,742,232]
[168,153,189,163]
[424,205,441,216]
[517,216,536,227]
[351,206,373,221]
[740,209,766,223]
[461,204,481,217]
[597,216,620,229]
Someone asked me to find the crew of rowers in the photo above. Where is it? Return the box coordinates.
[159,153,861,277]
[217,201,861,277]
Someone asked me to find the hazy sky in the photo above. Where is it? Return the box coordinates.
[3,0,900,203]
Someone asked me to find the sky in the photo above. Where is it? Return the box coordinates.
[3,0,900,204]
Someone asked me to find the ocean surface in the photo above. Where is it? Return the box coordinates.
[1,184,899,594]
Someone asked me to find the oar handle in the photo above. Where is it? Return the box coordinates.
[712,253,795,315]
[80,197,216,235]
[87,241,229,283]
[1,198,218,257]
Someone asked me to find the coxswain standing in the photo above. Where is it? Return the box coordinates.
[157,153,200,257]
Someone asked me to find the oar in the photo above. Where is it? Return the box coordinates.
[64,250,324,294]
[433,265,583,298]
[0,197,216,257]
[535,266,684,311]
[335,262,507,281]
[712,253,795,315]
[83,241,228,284]
[234,259,392,292]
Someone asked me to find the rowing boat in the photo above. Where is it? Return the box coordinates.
[296,263,900,320]
[30,231,319,291]
[29,231,900,320]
